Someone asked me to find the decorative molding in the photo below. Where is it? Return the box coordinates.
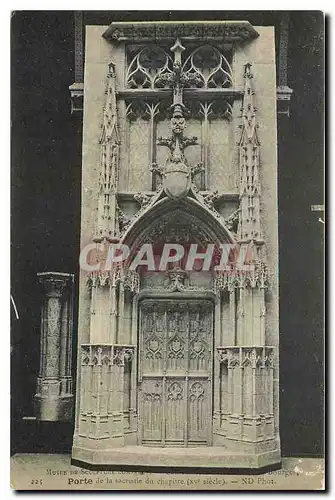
[81,344,135,367]
[214,260,268,292]
[118,88,242,102]
[125,100,150,121]
[103,21,259,43]
[87,266,121,288]
[216,346,275,368]
[117,190,239,202]
[87,267,140,294]
[68,85,291,117]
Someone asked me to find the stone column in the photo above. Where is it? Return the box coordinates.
[34,272,74,421]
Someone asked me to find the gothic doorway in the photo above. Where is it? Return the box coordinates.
[138,299,214,446]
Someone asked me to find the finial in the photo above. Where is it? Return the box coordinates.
[244,62,253,78]
[170,38,185,66]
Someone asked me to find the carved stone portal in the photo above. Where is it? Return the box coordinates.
[72,20,280,470]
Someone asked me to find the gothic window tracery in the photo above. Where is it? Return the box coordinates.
[182,45,233,89]
[125,43,233,90]
[126,45,173,89]
[123,42,234,192]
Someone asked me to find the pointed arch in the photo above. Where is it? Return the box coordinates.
[120,195,237,256]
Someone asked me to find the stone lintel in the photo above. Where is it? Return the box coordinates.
[103,21,259,43]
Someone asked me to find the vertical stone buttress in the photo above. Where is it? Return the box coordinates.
[74,63,140,448]
[214,64,276,452]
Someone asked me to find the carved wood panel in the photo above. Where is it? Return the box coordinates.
[139,299,213,446]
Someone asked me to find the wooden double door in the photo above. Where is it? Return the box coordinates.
[138,299,213,446]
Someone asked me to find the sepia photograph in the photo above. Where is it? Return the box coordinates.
[10,9,324,491]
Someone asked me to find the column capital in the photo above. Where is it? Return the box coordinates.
[38,272,74,298]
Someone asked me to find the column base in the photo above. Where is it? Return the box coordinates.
[34,395,74,422]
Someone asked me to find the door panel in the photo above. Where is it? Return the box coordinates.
[165,379,185,444]
[139,299,213,446]
[188,379,209,443]
[141,378,163,444]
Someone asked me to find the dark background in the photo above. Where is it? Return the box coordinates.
[11,11,324,456]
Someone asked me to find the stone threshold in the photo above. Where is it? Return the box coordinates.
[72,445,281,473]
